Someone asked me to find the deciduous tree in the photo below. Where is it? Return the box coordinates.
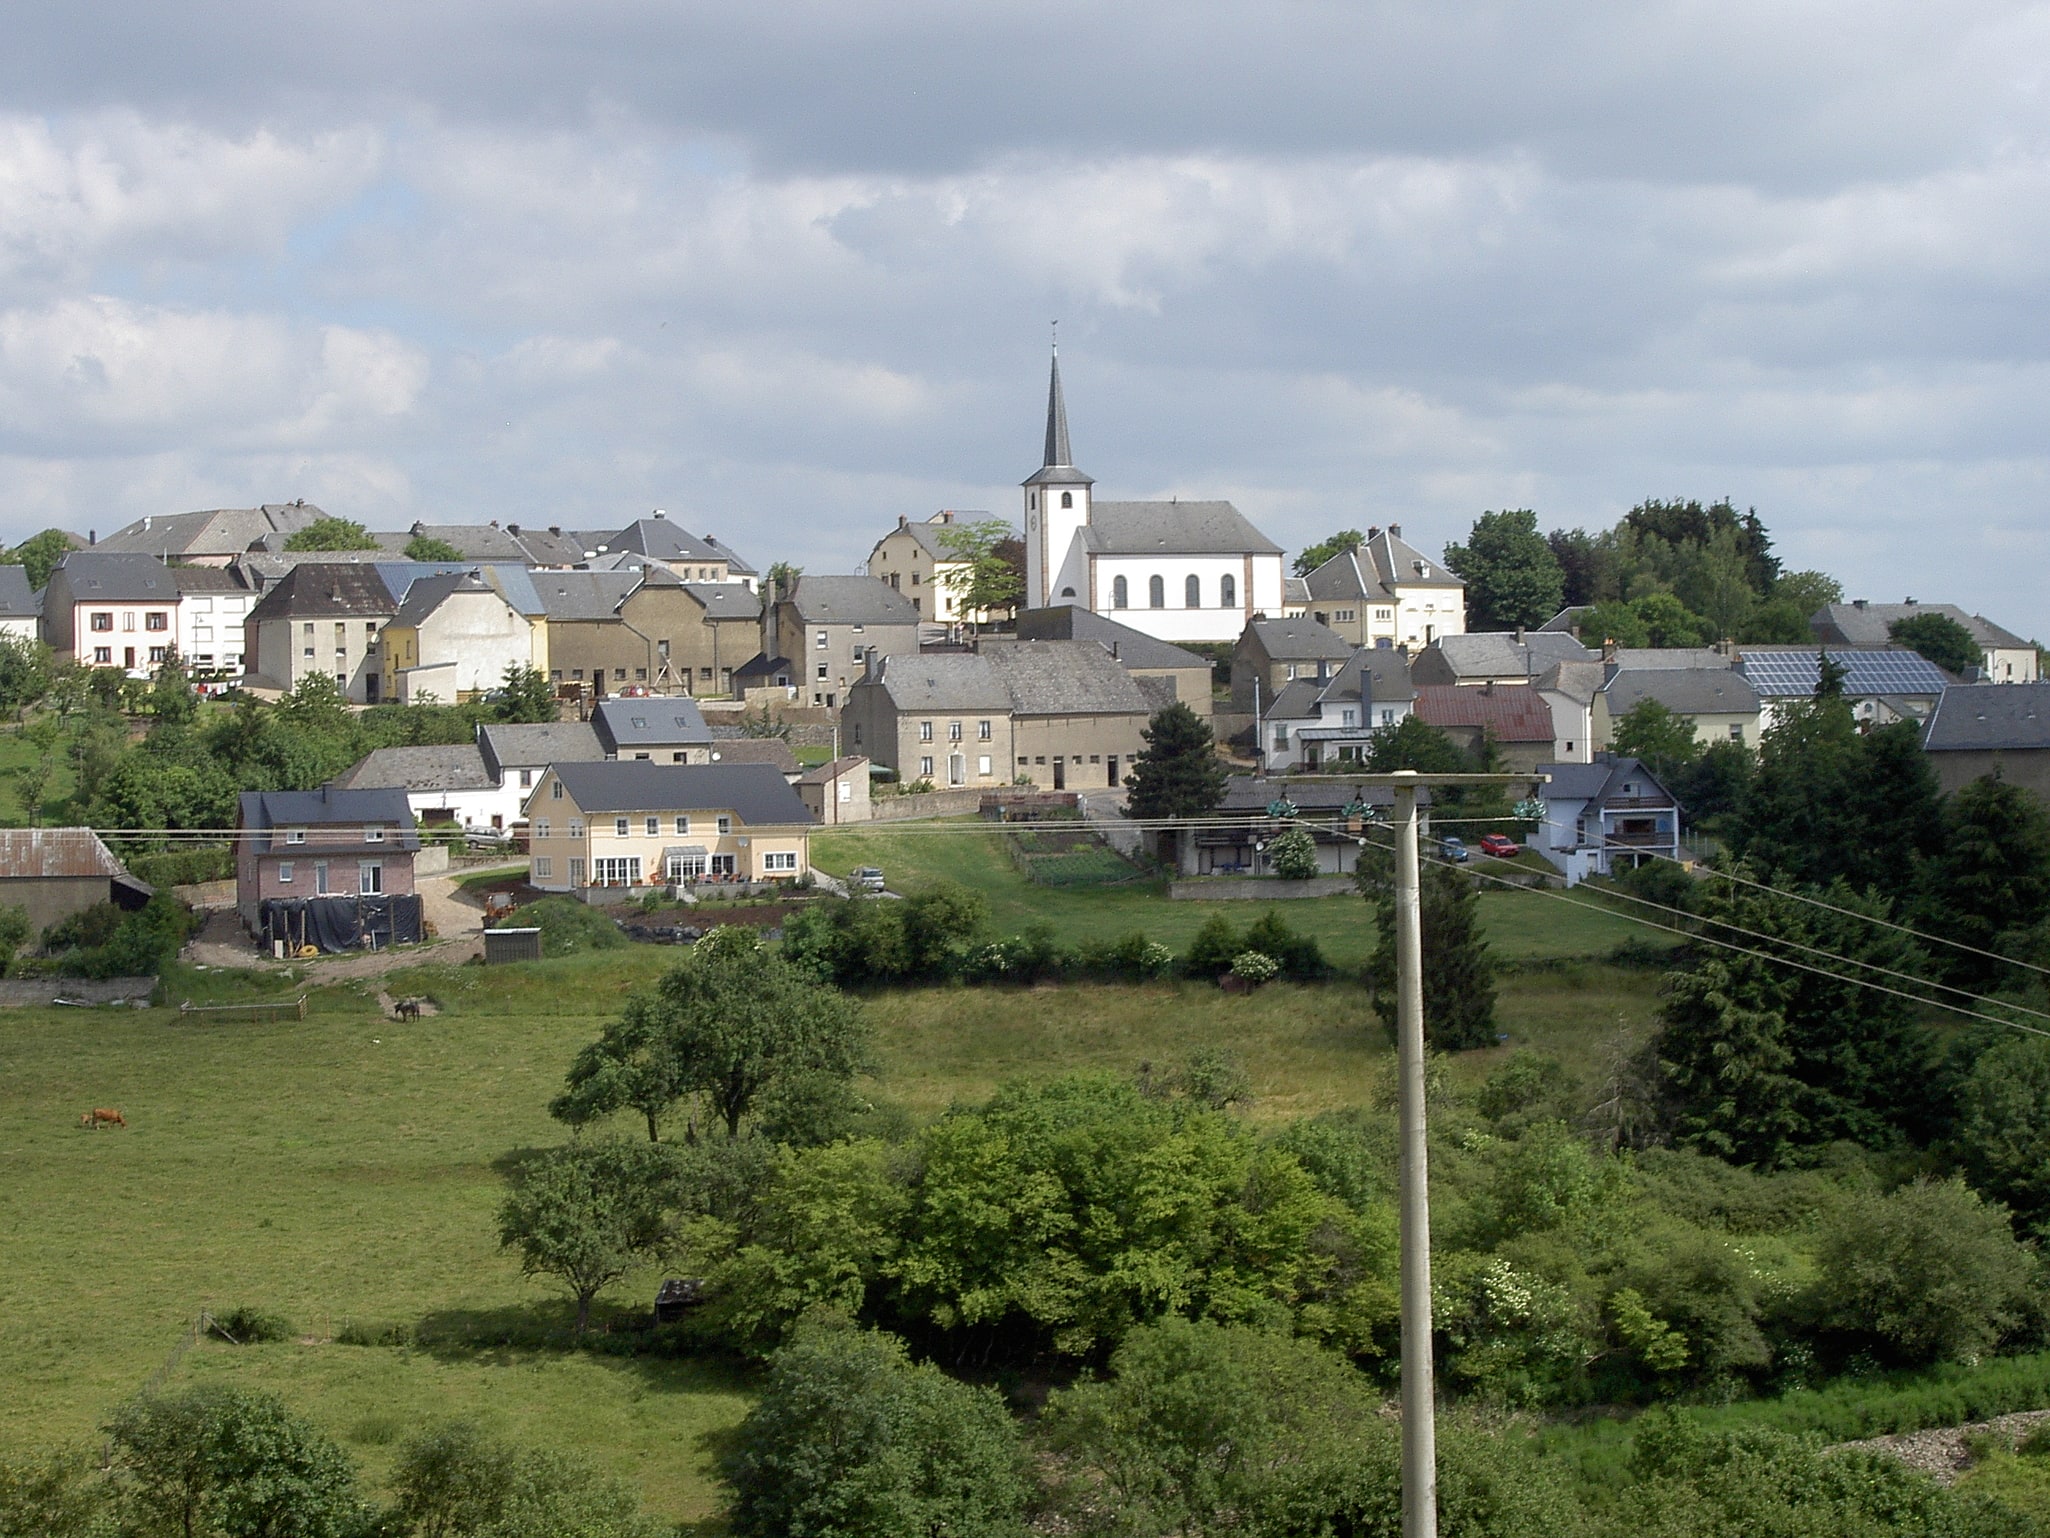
[282,516,381,552]
[6,530,79,589]
[1889,611,1984,675]
[497,1136,676,1335]
[1442,508,1566,631]
[935,518,1023,629]
[1291,529,1364,577]
[403,534,464,562]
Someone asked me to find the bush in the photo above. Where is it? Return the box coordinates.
[126,846,235,887]
[1180,913,1241,979]
[960,926,1076,985]
[1228,950,1279,985]
[1243,910,1328,981]
[55,892,199,978]
[498,896,625,956]
[208,1306,294,1344]
[1078,931,1175,981]
[1269,827,1321,880]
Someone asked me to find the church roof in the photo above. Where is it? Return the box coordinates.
[1082,501,1282,557]
[1023,347,1094,488]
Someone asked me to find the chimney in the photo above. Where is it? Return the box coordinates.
[1516,625,1525,646]
[143,516,152,532]
[1366,526,1381,541]
[1482,679,1494,696]
[1853,598,1867,610]
[1388,523,1402,538]
[89,529,96,545]
[549,525,562,536]
[489,519,499,528]
[653,509,667,520]
[507,523,520,535]
[941,509,954,523]
[1603,638,1618,664]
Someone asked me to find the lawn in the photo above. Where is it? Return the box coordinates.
[0,720,79,825]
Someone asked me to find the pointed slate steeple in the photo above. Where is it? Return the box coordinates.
[1023,342,1093,490]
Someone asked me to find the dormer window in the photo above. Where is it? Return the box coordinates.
[365,827,385,844]
[286,828,306,845]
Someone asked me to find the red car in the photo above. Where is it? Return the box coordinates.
[1478,833,1521,858]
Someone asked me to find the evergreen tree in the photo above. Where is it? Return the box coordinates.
[1442,509,1566,631]
[1123,702,1226,820]
[1840,718,1943,900]
[1362,859,1497,1050]
[1918,773,2050,992]
[497,662,556,723]
[1732,656,1859,888]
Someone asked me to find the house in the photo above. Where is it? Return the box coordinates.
[524,761,815,894]
[403,523,531,562]
[1230,617,1356,714]
[868,510,1012,629]
[477,721,606,821]
[705,738,803,776]
[1022,349,1287,642]
[380,570,549,702]
[1921,682,2050,798]
[40,552,180,675]
[93,501,327,564]
[799,756,873,825]
[1595,668,1763,752]
[1409,631,1593,688]
[731,653,798,698]
[1301,528,1470,650]
[769,575,922,708]
[330,744,503,831]
[235,786,422,935]
[1261,649,1416,772]
[1282,576,1311,618]
[1411,684,1558,773]
[676,583,765,696]
[0,566,39,641]
[241,564,397,701]
[1529,755,1683,885]
[537,569,761,698]
[1534,659,1605,764]
[171,565,255,682]
[0,829,151,933]
[1813,600,2038,684]
[1736,647,1952,730]
[583,514,757,588]
[504,524,589,568]
[1187,777,1414,877]
[842,640,1157,791]
[1010,605,1214,718]
[591,697,716,761]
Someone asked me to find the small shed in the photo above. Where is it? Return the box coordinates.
[654,1277,706,1323]
[483,926,543,964]
[0,829,152,935]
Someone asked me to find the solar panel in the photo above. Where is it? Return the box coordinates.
[1738,650,1950,697]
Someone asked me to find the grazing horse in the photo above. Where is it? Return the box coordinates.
[394,998,421,1022]
[80,1108,126,1129]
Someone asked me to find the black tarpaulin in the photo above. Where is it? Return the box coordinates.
[260,895,423,953]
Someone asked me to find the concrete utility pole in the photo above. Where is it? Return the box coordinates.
[1279,768,1538,1538]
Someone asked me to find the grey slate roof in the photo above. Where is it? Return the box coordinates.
[1219,776,1419,813]
[592,697,713,751]
[1536,659,1607,706]
[1922,682,2050,752]
[247,529,412,557]
[1244,616,1354,662]
[866,653,1014,713]
[1813,601,2032,652]
[246,564,398,622]
[1360,526,1463,588]
[1536,755,1678,811]
[1422,631,1594,680]
[374,562,546,617]
[1301,549,1389,602]
[1602,668,1761,717]
[1538,605,1591,633]
[1011,605,1209,670]
[239,787,421,845]
[0,566,37,617]
[506,526,587,567]
[683,582,762,620]
[547,761,816,824]
[476,722,603,779]
[391,571,501,628]
[882,513,991,561]
[1610,647,1733,672]
[332,744,495,793]
[707,738,801,774]
[536,572,641,622]
[171,565,253,596]
[1081,501,1282,557]
[1284,576,1310,607]
[50,552,178,601]
[785,575,920,627]
[407,524,530,561]
[94,502,326,560]
[599,518,755,574]
[981,640,1153,716]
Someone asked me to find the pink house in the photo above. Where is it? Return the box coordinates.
[235,786,421,936]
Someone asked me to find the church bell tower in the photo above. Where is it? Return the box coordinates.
[1022,342,1094,609]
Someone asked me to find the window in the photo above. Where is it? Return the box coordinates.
[304,622,315,635]
[1061,491,1073,508]
[1149,575,1165,608]
[978,755,992,776]
[592,857,642,886]
[762,851,798,873]
[909,572,920,587]
[314,862,330,895]
[666,853,704,881]
[919,721,933,742]
[675,816,690,834]
[519,769,533,789]
[635,668,647,680]
[90,612,112,631]
[93,647,111,664]
[534,857,553,879]
[613,668,625,681]
[919,756,933,777]
[815,630,828,649]
[148,647,168,664]
[615,817,630,837]
[629,715,647,729]
[360,861,383,895]
[146,612,167,631]
[715,815,731,834]
[1273,726,1289,748]
[286,827,306,845]
[1221,574,1236,607]
[645,817,660,837]
[534,819,550,838]
[815,663,828,681]
[1341,708,1356,727]
[1729,724,1743,741]
[948,721,962,741]
[1335,608,1354,622]
[365,826,385,843]
[1375,608,1392,622]
[122,613,136,631]
[1186,574,1201,607]
[303,648,315,659]
[852,723,863,745]
[1112,576,1128,608]
[568,819,583,838]
[277,862,294,883]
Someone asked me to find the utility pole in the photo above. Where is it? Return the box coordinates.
[1279,768,1539,1538]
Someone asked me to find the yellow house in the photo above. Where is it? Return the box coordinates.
[524,761,816,896]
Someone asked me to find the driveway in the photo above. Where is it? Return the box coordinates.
[180,872,486,979]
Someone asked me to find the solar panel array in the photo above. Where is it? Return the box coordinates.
[1738,649,1950,697]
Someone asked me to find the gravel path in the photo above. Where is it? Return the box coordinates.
[180,873,485,978]
[1831,1409,2050,1483]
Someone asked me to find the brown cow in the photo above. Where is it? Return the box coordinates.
[80,1108,126,1129]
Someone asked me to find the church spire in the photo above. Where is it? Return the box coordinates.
[1043,340,1073,469]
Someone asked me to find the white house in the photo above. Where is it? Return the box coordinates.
[1260,649,1417,772]
[0,567,39,642]
[1529,755,1684,886]
[1022,349,1287,645]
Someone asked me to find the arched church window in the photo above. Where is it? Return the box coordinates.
[1185,575,1201,607]
[1112,576,1128,608]
[1060,587,1076,598]
[1061,491,1073,509]
[1221,574,1236,607]
[1149,575,1165,609]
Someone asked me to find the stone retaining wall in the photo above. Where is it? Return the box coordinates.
[868,788,986,822]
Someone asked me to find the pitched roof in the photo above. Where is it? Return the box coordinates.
[546,761,816,823]
[981,640,1154,715]
[592,697,713,750]
[331,744,495,792]
[535,572,641,622]
[94,502,327,560]
[865,652,1014,712]
[683,582,762,620]
[1082,501,1281,557]
[1220,776,1420,813]
[407,524,530,561]
[1023,348,1093,489]
[1243,616,1353,661]
[476,722,603,778]
[0,827,131,879]
[1610,647,1732,672]
[1737,647,1953,699]
[505,526,587,566]
[1422,631,1593,680]
[800,754,870,785]
[881,512,990,562]
[51,552,178,601]
[375,562,546,618]
[706,738,801,774]
[1536,659,1606,706]
[784,575,920,626]
[1011,605,1209,670]
[171,565,253,595]
[1331,646,1416,706]
[247,529,412,557]
[246,563,398,622]
[1813,601,2031,652]
[1602,668,1761,717]
[1301,548,1389,603]
[391,571,508,628]
[0,566,37,617]
[732,653,795,684]
[1412,683,1556,742]
[1922,682,2050,753]
[1360,526,1463,588]
[1537,755,1678,811]
[599,517,755,573]
[238,787,421,844]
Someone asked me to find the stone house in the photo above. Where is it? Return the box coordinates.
[1922,682,2050,798]
[240,564,398,701]
[1230,617,1355,714]
[769,576,922,709]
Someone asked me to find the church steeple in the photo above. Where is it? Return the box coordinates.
[1022,337,1094,610]
[1044,345,1073,469]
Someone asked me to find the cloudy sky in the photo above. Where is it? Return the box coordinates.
[3,2,2047,637]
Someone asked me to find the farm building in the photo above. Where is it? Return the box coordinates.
[0,829,152,934]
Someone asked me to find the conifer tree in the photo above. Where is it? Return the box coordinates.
[1123,702,1226,821]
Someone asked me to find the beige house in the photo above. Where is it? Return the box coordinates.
[769,575,922,708]
[1009,605,1214,719]
[242,564,397,702]
[1299,525,1468,650]
[525,761,815,895]
[381,571,548,702]
[1229,616,1354,714]
[868,510,1012,628]
[799,756,873,825]
[1594,667,1763,753]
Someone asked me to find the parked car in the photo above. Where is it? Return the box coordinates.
[1438,837,1470,863]
[852,866,887,893]
[1478,833,1521,858]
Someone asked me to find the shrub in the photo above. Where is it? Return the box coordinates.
[1269,827,1321,880]
[127,846,236,887]
[1243,910,1328,981]
[208,1306,294,1344]
[498,896,625,956]
[1228,950,1279,985]
[961,926,1076,985]
[1180,913,1241,979]
[55,893,199,978]
[1079,931,1175,981]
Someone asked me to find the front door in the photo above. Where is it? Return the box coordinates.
[948,754,965,786]
[1053,758,1066,790]
[1107,755,1118,787]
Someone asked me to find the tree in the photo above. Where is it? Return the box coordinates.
[1547,526,1625,608]
[551,991,689,1141]
[496,663,555,723]
[722,1325,1027,1538]
[388,1419,666,1538]
[1917,773,2050,991]
[0,634,52,719]
[1442,509,1566,631]
[283,517,380,552]
[1889,612,1984,676]
[1630,591,1714,647]
[1362,857,1497,1050]
[0,1449,111,1538]
[103,1385,368,1538]
[1957,1032,2050,1236]
[1577,598,1650,649]
[149,652,196,727]
[6,529,77,589]
[1268,827,1320,880]
[935,518,1023,628]
[497,1136,676,1335]
[403,534,464,562]
[1611,699,1701,783]
[1361,714,1466,776]
[1123,703,1226,821]
[1291,529,1364,577]
[765,561,802,600]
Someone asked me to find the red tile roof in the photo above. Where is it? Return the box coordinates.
[1412,684,1555,742]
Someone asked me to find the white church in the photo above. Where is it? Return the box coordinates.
[1022,351,1288,645]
